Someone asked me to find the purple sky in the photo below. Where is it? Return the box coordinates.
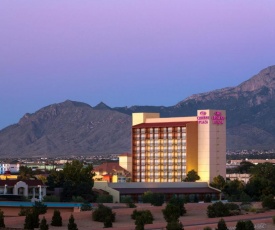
[1,1,275,129]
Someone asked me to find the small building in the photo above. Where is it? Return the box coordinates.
[94,181,221,203]
[0,180,46,201]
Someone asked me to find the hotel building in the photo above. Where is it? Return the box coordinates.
[132,110,226,183]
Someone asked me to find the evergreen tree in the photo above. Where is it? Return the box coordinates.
[216,218,228,230]
[0,209,5,228]
[162,203,181,223]
[24,213,35,230]
[68,214,78,230]
[51,209,62,226]
[39,217,49,230]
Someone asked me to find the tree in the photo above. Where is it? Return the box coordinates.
[39,217,49,230]
[184,170,200,182]
[223,179,245,201]
[0,209,5,228]
[216,218,228,230]
[162,203,181,223]
[68,214,78,230]
[207,202,230,218]
[235,220,254,230]
[24,211,39,230]
[262,195,275,209]
[168,196,186,216]
[92,204,116,223]
[33,201,47,215]
[51,209,62,226]
[210,175,226,190]
[18,166,34,180]
[131,210,154,224]
[166,220,184,230]
[238,161,255,173]
[141,191,164,206]
[46,160,95,201]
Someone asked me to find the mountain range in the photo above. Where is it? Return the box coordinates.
[1,65,275,157]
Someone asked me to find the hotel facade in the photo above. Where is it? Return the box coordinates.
[132,110,226,183]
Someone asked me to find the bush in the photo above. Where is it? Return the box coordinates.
[92,204,116,222]
[42,195,60,202]
[262,195,275,209]
[235,220,255,230]
[96,194,113,203]
[162,203,181,223]
[142,191,164,206]
[217,218,228,230]
[18,206,32,216]
[168,196,186,216]
[203,227,212,230]
[131,210,154,224]
[80,201,92,211]
[24,211,39,230]
[207,202,230,218]
[104,216,113,228]
[68,214,78,230]
[39,216,49,230]
[273,215,275,225]
[51,209,62,226]
[0,209,5,228]
[33,201,48,215]
[166,220,184,230]
[72,196,85,203]
[121,196,136,208]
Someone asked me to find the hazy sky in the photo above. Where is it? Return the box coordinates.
[1,1,275,129]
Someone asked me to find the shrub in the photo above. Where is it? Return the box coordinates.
[51,209,62,226]
[142,191,164,206]
[92,204,116,222]
[39,216,49,230]
[131,210,154,224]
[24,211,39,230]
[273,215,275,225]
[121,196,136,208]
[203,227,212,230]
[262,195,275,209]
[207,202,230,218]
[80,201,92,211]
[33,201,48,215]
[104,215,113,228]
[235,220,255,230]
[68,214,78,230]
[0,209,5,228]
[162,203,181,223]
[18,206,32,216]
[224,203,240,211]
[168,196,186,216]
[135,215,145,230]
[96,194,113,203]
[42,195,60,202]
[72,196,85,203]
[217,218,228,230]
[166,220,184,230]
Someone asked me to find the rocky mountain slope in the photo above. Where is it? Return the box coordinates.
[1,65,275,157]
[0,100,131,157]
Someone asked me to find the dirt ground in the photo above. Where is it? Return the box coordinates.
[2,202,275,230]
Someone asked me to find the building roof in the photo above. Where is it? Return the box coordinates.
[0,180,44,187]
[132,121,196,129]
[108,182,220,195]
[93,162,130,175]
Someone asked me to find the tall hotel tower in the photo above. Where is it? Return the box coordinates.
[132,110,226,183]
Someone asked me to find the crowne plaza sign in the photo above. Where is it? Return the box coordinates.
[197,111,225,125]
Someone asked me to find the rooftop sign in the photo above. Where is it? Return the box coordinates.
[197,111,225,125]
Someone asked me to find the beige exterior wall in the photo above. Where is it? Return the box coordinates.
[119,155,132,173]
[186,122,198,173]
[94,181,120,203]
[132,113,160,126]
[197,110,226,182]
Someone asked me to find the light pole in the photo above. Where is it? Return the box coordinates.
[38,185,42,202]
[4,184,7,195]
